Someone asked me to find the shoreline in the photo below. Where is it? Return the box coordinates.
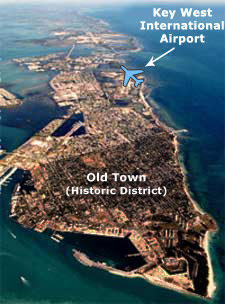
[141,90,217,299]
[69,87,217,300]
[72,249,209,301]
[204,231,217,298]
[172,124,217,298]
[176,132,217,299]
[5,13,218,301]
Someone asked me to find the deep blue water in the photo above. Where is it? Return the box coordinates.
[0,2,224,304]
[52,113,84,137]
[91,3,225,303]
[71,126,86,137]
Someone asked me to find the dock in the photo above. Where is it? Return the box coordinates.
[0,167,17,187]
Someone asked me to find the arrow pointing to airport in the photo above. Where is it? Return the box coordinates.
[145,47,175,67]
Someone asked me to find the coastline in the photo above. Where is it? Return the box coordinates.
[143,90,218,298]
[176,133,217,299]
[0,3,224,304]
[69,86,217,300]
[72,249,208,301]
[3,12,218,301]
[204,231,217,298]
[172,124,217,298]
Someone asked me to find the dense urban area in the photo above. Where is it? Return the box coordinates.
[0,13,217,299]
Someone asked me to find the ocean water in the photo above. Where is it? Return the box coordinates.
[0,2,224,304]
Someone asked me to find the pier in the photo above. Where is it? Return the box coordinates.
[0,167,17,187]
[171,129,188,135]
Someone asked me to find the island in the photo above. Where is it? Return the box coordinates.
[0,88,22,108]
[0,13,217,300]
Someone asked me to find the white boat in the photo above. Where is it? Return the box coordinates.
[20,276,30,286]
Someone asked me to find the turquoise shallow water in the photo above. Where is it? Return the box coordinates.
[0,2,224,304]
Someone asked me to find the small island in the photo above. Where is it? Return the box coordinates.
[0,88,22,108]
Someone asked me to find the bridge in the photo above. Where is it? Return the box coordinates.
[66,44,75,58]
